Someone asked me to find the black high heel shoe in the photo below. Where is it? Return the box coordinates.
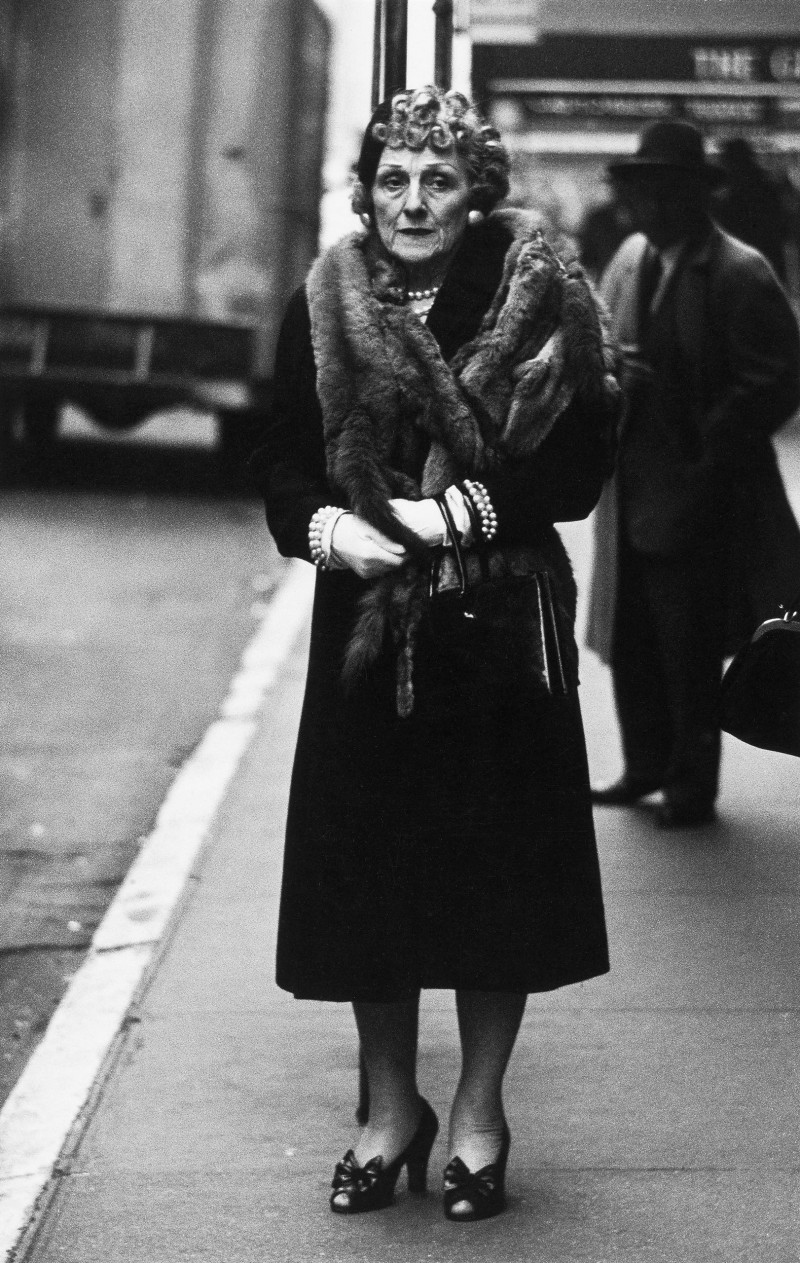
[329,1098,439,1214]
[443,1123,510,1222]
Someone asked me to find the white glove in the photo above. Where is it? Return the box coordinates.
[329,512,409,579]
[389,487,473,547]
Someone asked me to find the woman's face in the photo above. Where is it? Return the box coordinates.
[371,146,471,276]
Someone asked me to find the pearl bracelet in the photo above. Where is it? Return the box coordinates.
[308,505,347,570]
[461,479,498,542]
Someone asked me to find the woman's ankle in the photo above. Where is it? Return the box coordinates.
[447,1120,507,1170]
[448,1088,507,1165]
[353,1092,423,1163]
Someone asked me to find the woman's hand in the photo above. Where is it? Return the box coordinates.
[330,512,409,578]
[389,497,448,546]
[389,489,472,546]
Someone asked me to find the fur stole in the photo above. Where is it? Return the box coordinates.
[306,210,619,714]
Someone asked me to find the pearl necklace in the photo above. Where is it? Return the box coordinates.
[406,285,440,302]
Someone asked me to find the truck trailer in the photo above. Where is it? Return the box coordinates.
[0,0,329,473]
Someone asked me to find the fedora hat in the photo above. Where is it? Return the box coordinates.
[608,120,724,186]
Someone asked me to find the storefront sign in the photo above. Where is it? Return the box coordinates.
[474,34,800,132]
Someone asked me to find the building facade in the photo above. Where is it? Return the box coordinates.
[471,0,800,235]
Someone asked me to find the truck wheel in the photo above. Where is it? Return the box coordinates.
[25,400,59,444]
[218,410,241,458]
[0,403,20,485]
[22,400,60,478]
[218,410,253,487]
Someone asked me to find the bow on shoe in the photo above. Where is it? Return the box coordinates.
[331,1150,385,1196]
[443,1156,499,1202]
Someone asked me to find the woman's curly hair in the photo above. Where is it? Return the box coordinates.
[352,86,510,218]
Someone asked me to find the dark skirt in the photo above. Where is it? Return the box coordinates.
[276,573,609,1001]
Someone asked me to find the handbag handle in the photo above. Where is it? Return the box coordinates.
[433,492,468,597]
[433,491,492,591]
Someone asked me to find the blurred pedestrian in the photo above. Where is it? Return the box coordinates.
[713,137,788,281]
[251,86,619,1222]
[587,120,800,828]
[576,195,631,284]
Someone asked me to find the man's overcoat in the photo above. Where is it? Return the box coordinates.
[586,226,800,664]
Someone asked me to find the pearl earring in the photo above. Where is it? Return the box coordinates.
[468,209,485,225]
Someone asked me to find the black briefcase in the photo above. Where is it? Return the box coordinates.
[719,599,800,757]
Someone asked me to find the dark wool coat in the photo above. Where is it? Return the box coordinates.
[586,225,800,665]
[250,217,611,1002]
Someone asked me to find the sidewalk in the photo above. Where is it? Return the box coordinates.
[15,549,800,1262]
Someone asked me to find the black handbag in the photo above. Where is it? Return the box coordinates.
[719,597,800,757]
[426,493,574,697]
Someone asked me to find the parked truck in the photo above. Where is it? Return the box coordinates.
[0,0,330,473]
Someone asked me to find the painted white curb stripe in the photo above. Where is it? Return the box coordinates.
[0,558,315,1261]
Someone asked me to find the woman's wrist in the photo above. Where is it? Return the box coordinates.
[439,485,473,545]
[325,512,351,568]
[460,479,498,542]
[308,506,349,570]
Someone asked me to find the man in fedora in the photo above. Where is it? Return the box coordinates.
[586,119,800,827]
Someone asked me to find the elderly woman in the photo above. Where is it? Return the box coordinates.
[250,87,619,1222]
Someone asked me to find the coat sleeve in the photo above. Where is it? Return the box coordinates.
[248,288,341,561]
[702,247,800,474]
